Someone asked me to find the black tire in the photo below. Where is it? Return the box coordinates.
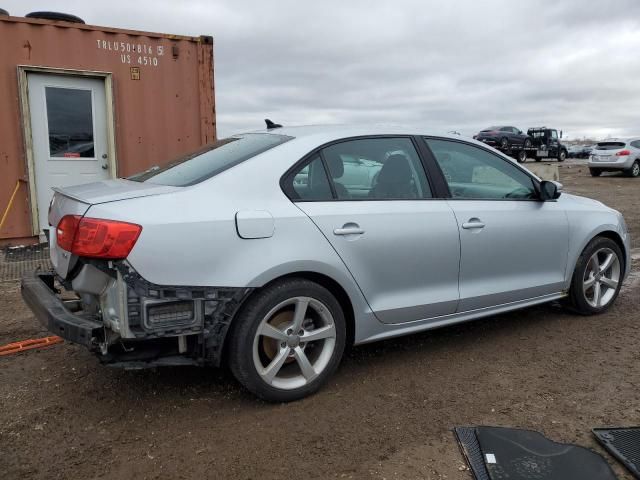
[523,138,532,149]
[558,150,567,162]
[565,237,624,315]
[626,160,640,178]
[589,168,602,177]
[500,137,509,150]
[535,157,542,162]
[516,150,527,163]
[227,278,346,402]
[25,11,85,23]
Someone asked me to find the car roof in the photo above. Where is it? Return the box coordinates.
[238,124,467,143]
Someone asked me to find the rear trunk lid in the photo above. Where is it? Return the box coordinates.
[48,179,179,278]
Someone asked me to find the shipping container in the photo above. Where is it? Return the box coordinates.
[0,13,216,244]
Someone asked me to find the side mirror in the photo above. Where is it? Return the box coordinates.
[560,130,563,139]
[539,180,562,201]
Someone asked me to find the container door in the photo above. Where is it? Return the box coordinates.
[27,73,111,233]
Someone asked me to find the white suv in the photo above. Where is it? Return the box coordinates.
[588,138,640,177]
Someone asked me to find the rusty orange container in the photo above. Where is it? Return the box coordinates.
[0,15,216,244]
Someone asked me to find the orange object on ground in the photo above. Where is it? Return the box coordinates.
[0,336,63,356]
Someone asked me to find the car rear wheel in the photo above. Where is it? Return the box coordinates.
[565,237,623,315]
[500,137,509,150]
[626,161,640,177]
[589,168,602,177]
[228,278,346,402]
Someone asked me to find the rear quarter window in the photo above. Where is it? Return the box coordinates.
[128,133,292,186]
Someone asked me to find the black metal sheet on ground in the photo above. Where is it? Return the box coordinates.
[594,427,640,479]
[454,426,617,480]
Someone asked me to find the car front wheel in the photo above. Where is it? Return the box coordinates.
[565,237,623,315]
[228,278,346,402]
[558,150,567,162]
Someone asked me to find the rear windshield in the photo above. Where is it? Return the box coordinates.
[596,142,626,150]
[128,133,292,186]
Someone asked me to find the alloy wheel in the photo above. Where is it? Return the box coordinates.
[252,296,337,390]
[582,248,621,308]
[632,162,640,177]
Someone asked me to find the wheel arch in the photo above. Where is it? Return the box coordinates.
[596,230,628,274]
[220,270,358,367]
[568,228,629,288]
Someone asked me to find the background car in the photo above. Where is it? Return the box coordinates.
[474,126,532,150]
[23,126,631,402]
[588,138,640,177]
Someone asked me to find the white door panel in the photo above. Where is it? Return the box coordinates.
[27,73,110,232]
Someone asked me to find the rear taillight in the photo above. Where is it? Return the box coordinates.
[56,215,81,251]
[56,215,142,259]
[616,150,631,156]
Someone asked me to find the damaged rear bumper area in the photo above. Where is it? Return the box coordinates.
[21,266,252,369]
[21,271,103,348]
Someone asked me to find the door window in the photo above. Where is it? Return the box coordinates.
[45,87,95,158]
[320,137,431,200]
[426,139,537,200]
[550,130,558,139]
[287,154,333,201]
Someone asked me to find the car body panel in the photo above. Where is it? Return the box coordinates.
[296,199,461,324]
[446,199,569,311]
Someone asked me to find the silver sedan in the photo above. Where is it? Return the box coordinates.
[23,125,630,401]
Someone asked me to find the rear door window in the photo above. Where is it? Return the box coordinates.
[596,142,626,150]
[321,137,432,200]
[128,133,292,186]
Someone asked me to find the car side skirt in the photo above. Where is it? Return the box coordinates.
[354,292,566,344]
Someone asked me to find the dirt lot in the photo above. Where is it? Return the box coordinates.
[1,161,639,479]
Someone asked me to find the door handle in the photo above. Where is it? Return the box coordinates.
[334,225,365,236]
[462,219,485,230]
[102,164,109,170]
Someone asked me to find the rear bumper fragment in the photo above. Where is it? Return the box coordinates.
[21,271,103,348]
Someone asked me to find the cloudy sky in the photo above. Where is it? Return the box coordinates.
[7,0,640,139]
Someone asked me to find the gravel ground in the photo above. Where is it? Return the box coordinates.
[1,161,639,479]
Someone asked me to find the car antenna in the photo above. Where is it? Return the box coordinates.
[265,119,282,130]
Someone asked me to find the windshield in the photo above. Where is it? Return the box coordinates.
[596,142,626,150]
[128,133,292,186]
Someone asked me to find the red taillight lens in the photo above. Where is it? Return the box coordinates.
[56,215,142,259]
[616,150,631,156]
[56,215,81,251]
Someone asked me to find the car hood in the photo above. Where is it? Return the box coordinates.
[52,179,180,205]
